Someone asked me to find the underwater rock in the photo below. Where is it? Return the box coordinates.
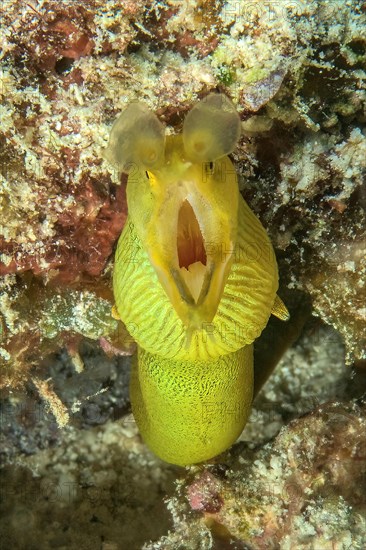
[0,416,176,549]
[1,2,132,283]
[0,179,127,283]
[148,401,366,549]
[0,341,131,466]
[0,274,135,390]
[257,127,366,364]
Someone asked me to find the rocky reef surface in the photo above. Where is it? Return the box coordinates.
[0,0,365,548]
[156,402,366,549]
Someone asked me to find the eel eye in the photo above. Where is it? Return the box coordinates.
[183,93,241,163]
[105,103,165,172]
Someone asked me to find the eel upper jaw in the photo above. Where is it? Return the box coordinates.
[149,193,235,331]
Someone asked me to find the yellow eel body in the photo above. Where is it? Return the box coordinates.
[107,94,288,466]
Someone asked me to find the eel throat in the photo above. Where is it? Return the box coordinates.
[177,200,207,303]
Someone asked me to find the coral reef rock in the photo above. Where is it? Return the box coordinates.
[149,402,366,549]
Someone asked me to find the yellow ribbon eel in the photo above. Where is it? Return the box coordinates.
[106,94,289,466]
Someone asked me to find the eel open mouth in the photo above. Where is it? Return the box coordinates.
[177,200,207,303]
